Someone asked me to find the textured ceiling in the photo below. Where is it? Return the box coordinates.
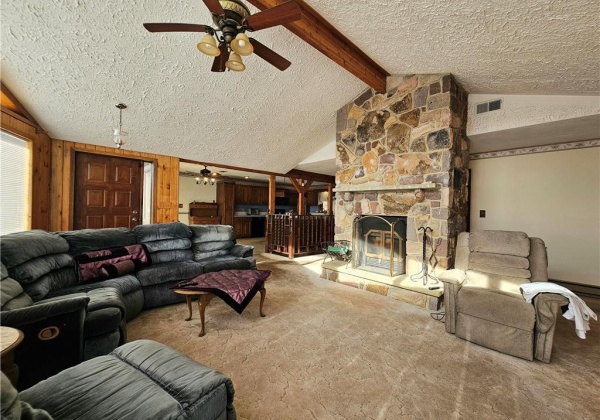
[2,1,599,174]
[308,0,599,94]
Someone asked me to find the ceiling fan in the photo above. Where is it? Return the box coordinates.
[143,0,302,72]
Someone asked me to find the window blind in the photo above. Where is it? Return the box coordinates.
[1,131,30,235]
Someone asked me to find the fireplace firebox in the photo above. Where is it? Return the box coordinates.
[352,215,407,277]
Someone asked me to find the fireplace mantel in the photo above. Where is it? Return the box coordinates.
[333,182,436,193]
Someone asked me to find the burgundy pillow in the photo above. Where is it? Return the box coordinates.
[75,244,150,283]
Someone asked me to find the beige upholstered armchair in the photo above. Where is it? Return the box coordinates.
[439,230,568,363]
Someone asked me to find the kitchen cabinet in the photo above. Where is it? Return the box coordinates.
[234,217,252,238]
[235,184,269,205]
[217,183,235,226]
[307,190,320,206]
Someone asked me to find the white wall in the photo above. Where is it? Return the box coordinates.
[178,176,217,223]
[467,94,600,136]
[470,147,600,286]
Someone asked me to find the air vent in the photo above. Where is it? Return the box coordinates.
[476,99,502,114]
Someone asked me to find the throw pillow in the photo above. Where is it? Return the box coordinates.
[75,244,150,283]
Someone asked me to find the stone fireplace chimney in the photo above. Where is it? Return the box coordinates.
[334,74,469,276]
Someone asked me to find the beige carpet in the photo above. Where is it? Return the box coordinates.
[128,253,600,420]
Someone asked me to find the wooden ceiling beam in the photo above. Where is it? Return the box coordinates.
[285,169,334,184]
[1,81,42,129]
[182,158,335,185]
[245,0,390,93]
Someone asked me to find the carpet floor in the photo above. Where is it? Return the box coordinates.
[128,252,600,420]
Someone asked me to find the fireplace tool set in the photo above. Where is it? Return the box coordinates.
[410,227,440,286]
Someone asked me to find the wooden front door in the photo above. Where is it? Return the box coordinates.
[74,152,143,229]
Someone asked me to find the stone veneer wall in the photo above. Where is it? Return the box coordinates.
[335,74,469,272]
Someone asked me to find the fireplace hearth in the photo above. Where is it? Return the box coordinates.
[352,215,407,277]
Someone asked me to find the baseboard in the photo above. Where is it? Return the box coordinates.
[550,279,600,298]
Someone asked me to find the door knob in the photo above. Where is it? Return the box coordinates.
[132,217,138,222]
[132,210,138,215]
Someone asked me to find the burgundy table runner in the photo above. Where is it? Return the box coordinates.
[173,269,271,314]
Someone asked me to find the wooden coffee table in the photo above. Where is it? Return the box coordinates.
[1,326,24,386]
[173,280,267,337]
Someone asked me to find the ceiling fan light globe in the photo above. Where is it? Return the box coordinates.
[226,52,246,71]
[197,34,221,56]
[231,33,253,56]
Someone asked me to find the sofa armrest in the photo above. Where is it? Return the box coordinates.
[438,270,466,334]
[439,269,466,286]
[533,293,569,363]
[1,296,89,326]
[1,296,89,388]
[231,244,254,258]
[85,288,126,317]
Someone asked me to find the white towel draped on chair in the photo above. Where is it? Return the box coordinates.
[520,282,597,339]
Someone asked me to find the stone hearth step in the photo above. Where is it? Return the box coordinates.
[321,260,443,311]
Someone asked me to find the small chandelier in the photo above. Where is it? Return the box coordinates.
[196,166,215,186]
[113,103,128,149]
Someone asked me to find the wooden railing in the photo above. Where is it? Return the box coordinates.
[266,214,335,258]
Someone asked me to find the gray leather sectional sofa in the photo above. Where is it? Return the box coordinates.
[0,222,255,389]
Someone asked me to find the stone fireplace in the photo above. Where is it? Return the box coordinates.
[322,74,469,308]
[353,215,407,277]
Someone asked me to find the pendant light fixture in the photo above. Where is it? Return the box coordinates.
[113,103,128,149]
[230,33,253,56]
[225,52,245,72]
[197,34,221,56]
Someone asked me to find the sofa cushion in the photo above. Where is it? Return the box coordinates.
[469,230,530,257]
[197,256,252,273]
[463,271,527,298]
[133,222,192,243]
[8,254,74,285]
[20,267,78,303]
[134,223,193,264]
[75,244,150,283]
[50,274,142,298]
[0,230,70,269]
[59,228,136,256]
[468,252,531,279]
[1,263,34,311]
[190,225,236,260]
[457,286,535,331]
[148,249,194,264]
[136,261,204,287]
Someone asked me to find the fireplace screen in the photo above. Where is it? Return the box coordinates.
[353,215,407,276]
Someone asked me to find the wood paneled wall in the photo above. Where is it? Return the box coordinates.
[50,140,180,231]
[1,111,52,231]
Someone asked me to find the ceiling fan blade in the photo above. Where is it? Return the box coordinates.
[143,23,210,33]
[245,1,302,32]
[211,44,230,72]
[202,0,225,16]
[249,38,291,71]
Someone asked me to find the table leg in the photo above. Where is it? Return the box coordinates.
[184,296,193,321]
[259,287,266,317]
[196,294,214,337]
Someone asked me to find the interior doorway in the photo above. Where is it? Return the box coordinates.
[74,152,145,229]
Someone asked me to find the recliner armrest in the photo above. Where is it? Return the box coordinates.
[85,287,126,317]
[533,293,568,363]
[231,244,254,258]
[533,293,569,333]
[439,269,466,286]
[1,296,89,326]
